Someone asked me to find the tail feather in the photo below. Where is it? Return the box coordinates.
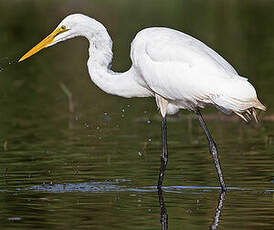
[234,111,249,122]
[253,98,266,111]
[232,97,266,123]
[251,108,258,123]
[233,98,266,123]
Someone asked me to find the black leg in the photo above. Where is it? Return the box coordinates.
[210,191,226,230]
[157,116,168,189]
[158,188,168,230]
[196,110,226,191]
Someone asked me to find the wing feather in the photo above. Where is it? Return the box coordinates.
[130,27,257,111]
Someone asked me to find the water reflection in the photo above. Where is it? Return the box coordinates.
[158,189,226,230]
[209,191,226,230]
[1,178,273,229]
[158,189,168,230]
[19,180,230,230]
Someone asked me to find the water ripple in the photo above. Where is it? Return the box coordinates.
[13,181,271,194]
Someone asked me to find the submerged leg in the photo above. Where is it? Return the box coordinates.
[158,188,168,230]
[157,116,168,189]
[196,110,226,191]
[210,191,226,230]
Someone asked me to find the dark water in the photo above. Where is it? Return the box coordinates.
[0,0,273,229]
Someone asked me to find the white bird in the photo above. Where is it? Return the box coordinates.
[19,14,265,191]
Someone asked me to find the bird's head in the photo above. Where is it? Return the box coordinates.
[18,14,104,62]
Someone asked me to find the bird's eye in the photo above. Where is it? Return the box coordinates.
[61,25,67,30]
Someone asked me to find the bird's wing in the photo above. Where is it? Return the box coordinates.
[132,28,238,73]
[131,28,246,108]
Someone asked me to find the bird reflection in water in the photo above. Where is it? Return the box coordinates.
[209,191,226,230]
[157,189,226,230]
[158,189,168,230]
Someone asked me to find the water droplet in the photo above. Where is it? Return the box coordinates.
[0,57,16,72]
[96,126,100,130]
[148,138,152,142]
[186,209,192,214]
[127,104,131,107]
[8,217,21,221]
[147,120,151,124]
[144,111,147,114]
[138,152,142,157]
[102,113,111,121]
[121,108,125,113]
[121,114,125,118]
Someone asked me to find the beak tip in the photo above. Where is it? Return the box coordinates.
[18,56,26,63]
[18,27,59,64]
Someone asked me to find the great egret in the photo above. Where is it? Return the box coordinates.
[19,14,265,191]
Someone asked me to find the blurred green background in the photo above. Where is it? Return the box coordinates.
[0,0,273,229]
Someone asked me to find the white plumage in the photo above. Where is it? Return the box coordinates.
[19,14,265,120]
[19,14,266,189]
[130,27,265,118]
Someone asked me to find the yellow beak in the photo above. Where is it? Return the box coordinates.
[18,27,64,62]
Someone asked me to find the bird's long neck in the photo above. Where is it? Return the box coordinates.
[84,26,151,98]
